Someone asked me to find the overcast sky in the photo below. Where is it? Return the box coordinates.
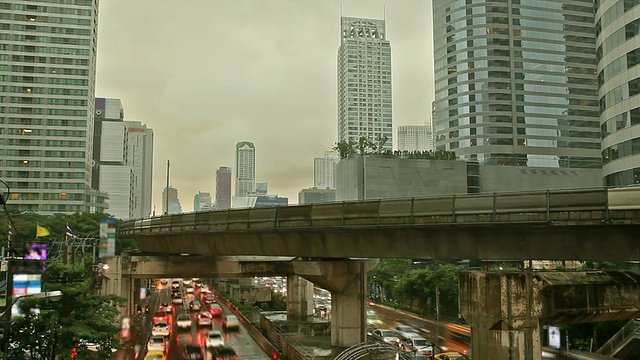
[95,0,434,212]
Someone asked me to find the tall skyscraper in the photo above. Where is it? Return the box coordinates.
[162,186,181,215]
[314,148,339,189]
[397,124,434,153]
[193,191,211,212]
[125,120,153,218]
[216,166,232,210]
[93,98,131,219]
[235,141,255,197]
[597,1,640,186]
[337,17,393,151]
[0,0,107,213]
[433,1,601,169]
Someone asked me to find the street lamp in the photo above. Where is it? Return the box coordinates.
[2,290,63,360]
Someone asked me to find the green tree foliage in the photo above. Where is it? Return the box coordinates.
[368,259,412,301]
[5,260,125,359]
[333,137,457,160]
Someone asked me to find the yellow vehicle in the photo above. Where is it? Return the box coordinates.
[144,350,166,360]
[434,352,467,360]
[440,323,471,356]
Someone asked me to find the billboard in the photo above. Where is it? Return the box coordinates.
[99,218,117,258]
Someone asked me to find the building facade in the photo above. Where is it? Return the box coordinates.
[162,186,181,215]
[298,188,337,204]
[193,191,211,212]
[337,17,392,151]
[314,148,339,189]
[432,1,601,170]
[0,0,107,213]
[596,1,640,186]
[397,124,434,152]
[125,120,153,219]
[235,141,255,197]
[216,166,232,210]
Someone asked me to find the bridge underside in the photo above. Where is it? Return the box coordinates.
[131,224,640,261]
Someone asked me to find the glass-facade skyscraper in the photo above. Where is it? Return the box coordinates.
[433,0,601,169]
[337,17,393,151]
[0,0,107,213]
[597,1,640,186]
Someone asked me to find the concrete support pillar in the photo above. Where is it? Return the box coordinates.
[286,275,314,320]
[293,260,372,347]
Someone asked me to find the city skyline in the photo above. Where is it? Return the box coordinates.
[95,0,433,212]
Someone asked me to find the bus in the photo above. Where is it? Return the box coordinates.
[440,323,471,356]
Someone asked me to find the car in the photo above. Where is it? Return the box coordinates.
[394,324,419,338]
[153,311,169,323]
[176,312,192,329]
[144,350,166,360]
[203,294,216,304]
[171,280,181,289]
[207,303,223,317]
[182,279,192,286]
[189,299,202,312]
[147,335,167,352]
[151,321,170,337]
[222,315,240,331]
[205,330,225,348]
[399,336,436,359]
[159,303,173,313]
[197,311,212,326]
[172,295,183,305]
[371,328,400,344]
[208,346,237,360]
[182,344,204,359]
[434,352,468,360]
[185,286,195,294]
[160,278,168,285]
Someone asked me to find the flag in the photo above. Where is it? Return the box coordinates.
[36,224,50,237]
[66,224,77,239]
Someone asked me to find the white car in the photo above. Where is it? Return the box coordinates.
[185,287,195,294]
[151,321,170,337]
[147,335,166,352]
[197,311,212,327]
[172,295,183,305]
[205,330,224,348]
[176,313,192,329]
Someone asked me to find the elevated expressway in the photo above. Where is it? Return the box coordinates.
[120,186,640,261]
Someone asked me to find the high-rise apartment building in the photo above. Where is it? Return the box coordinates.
[235,141,255,197]
[597,1,640,186]
[162,186,181,215]
[125,120,153,218]
[313,148,339,189]
[433,1,601,169]
[0,0,107,213]
[337,17,393,151]
[216,166,232,210]
[397,124,434,153]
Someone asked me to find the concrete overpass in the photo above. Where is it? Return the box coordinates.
[120,186,640,261]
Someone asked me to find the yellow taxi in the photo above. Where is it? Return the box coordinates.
[434,352,467,360]
[144,350,166,360]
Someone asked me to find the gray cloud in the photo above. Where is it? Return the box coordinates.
[96,0,434,211]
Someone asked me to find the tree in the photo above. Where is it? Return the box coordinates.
[368,259,412,301]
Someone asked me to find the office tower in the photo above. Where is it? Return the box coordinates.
[254,182,268,196]
[0,1,107,213]
[597,1,640,186]
[93,98,131,219]
[235,141,255,197]
[337,17,393,151]
[397,124,434,152]
[125,120,153,218]
[193,191,212,212]
[162,186,182,215]
[314,148,339,189]
[298,188,336,204]
[433,1,601,169]
[216,166,232,210]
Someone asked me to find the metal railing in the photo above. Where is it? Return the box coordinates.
[334,341,415,360]
[595,319,640,356]
[120,186,640,236]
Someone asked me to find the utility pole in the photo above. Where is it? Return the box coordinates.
[164,159,170,215]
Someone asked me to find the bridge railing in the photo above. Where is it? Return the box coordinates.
[120,186,640,236]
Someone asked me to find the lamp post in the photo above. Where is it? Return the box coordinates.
[1,290,63,360]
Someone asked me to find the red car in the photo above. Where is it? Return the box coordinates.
[207,303,223,317]
[153,311,169,323]
[203,294,216,304]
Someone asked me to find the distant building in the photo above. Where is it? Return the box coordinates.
[254,182,268,196]
[397,124,434,152]
[194,191,212,212]
[162,186,182,215]
[235,142,256,197]
[232,195,288,209]
[125,121,154,219]
[314,149,339,189]
[338,17,392,151]
[216,166,232,210]
[298,188,337,204]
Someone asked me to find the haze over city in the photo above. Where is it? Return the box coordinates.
[95,0,434,211]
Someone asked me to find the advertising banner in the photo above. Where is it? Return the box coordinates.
[548,326,561,349]
[99,218,117,258]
